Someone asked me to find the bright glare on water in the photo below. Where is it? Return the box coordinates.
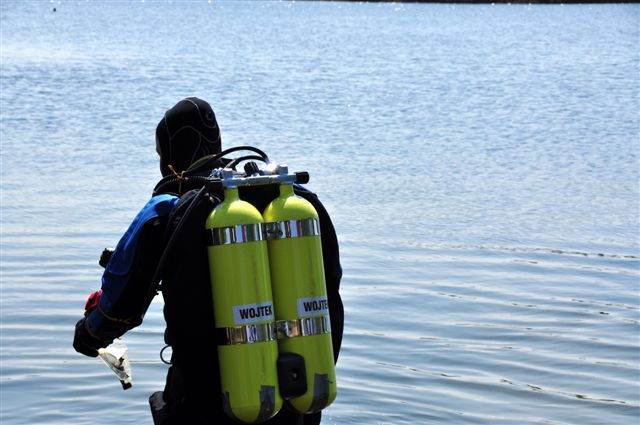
[1,1,639,424]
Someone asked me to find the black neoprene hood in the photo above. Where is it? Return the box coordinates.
[156,97,222,176]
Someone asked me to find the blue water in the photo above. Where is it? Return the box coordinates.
[1,1,639,424]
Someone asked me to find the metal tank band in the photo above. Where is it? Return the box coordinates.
[206,223,264,246]
[263,218,321,241]
[217,322,278,345]
[276,316,331,339]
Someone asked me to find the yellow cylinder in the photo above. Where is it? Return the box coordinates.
[263,183,337,413]
[205,187,282,423]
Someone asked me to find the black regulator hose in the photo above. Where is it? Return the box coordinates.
[153,175,210,196]
[153,146,270,195]
[187,145,269,174]
[139,186,214,318]
[226,155,269,171]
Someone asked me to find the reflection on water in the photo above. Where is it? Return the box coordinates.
[1,2,639,424]
[333,242,638,424]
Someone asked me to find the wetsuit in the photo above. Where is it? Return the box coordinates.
[76,182,344,425]
[82,194,179,343]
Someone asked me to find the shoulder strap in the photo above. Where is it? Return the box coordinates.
[138,187,219,319]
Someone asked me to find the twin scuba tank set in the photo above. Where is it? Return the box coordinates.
[156,146,337,423]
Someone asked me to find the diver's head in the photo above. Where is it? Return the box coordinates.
[156,97,221,176]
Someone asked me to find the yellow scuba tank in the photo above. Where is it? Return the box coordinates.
[263,182,337,414]
[205,186,282,423]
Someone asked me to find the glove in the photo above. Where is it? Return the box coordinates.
[73,318,111,357]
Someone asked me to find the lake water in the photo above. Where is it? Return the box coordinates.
[1,1,639,424]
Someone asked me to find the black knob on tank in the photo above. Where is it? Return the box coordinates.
[294,172,310,184]
[244,161,261,176]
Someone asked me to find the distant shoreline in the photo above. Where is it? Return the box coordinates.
[326,1,633,4]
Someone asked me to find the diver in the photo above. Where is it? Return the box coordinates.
[72,97,344,424]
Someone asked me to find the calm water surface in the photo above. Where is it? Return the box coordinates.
[1,1,639,424]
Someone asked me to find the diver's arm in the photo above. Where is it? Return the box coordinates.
[73,195,178,357]
[87,218,168,337]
